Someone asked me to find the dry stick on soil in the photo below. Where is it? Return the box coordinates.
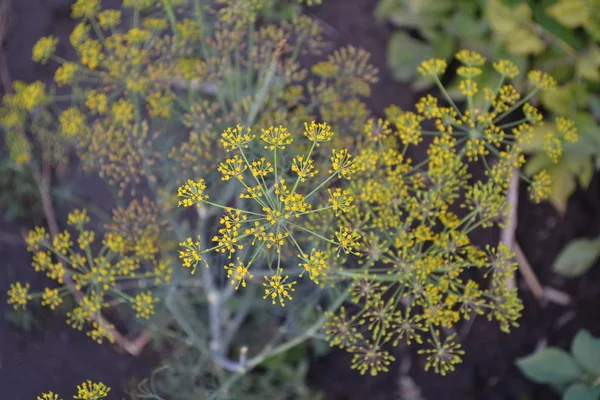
[502,172,570,304]
[503,172,544,300]
[502,172,520,290]
[513,242,545,300]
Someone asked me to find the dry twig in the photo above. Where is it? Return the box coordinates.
[513,242,545,300]
[501,172,572,305]
[502,172,519,290]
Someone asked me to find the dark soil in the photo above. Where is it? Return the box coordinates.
[2,0,599,399]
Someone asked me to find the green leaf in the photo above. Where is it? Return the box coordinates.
[571,330,600,376]
[524,153,553,176]
[374,0,402,22]
[553,238,600,277]
[563,383,600,400]
[542,85,576,116]
[589,96,600,120]
[487,0,531,36]
[387,31,433,82]
[375,0,454,28]
[570,113,600,154]
[576,47,600,82]
[506,28,546,55]
[549,160,577,213]
[533,6,587,51]
[516,348,583,385]
[546,0,590,28]
[576,158,594,189]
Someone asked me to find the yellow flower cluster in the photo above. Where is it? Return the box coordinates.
[74,380,110,399]
[8,207,170,344]
[132,291,158,319]
[32,36,58,64]
[6,0,582,380]
[319,50,572,377]
[177,123,358,305]
[7,282,31,309]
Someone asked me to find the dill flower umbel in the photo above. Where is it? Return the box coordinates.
[417,58,447,77]
[7,282,31,309]
[317,49,569,377]
[54,63,79,86]
[132,291,158,319]
[10,206,168,344]
[73,380,110,400]
[37,393,61,400]
[41,287,64,310]
[59,108,85,136]
[176,123,359,306]
[32,36,58,63]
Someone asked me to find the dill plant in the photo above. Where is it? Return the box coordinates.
[37,380,110,400]
[0,0,580,396]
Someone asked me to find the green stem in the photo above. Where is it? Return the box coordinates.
[306,173,337,199]
[245,47,279,127]
[493,88,539,125]
[162,0,179,39]
[207,289,350,400]
[433,75,463,118]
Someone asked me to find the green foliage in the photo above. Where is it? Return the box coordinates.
[377,0,600,209]
[517,330,600,399]
[0,157,43,223]
[517,348,583,385]
[553,237,600,277]
[571,329,600,377]
[564,384,600,400]
[132,341,322,400]
[523,103,600,211]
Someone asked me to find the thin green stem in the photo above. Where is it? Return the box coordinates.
[202,200,264,217]
[287,222,338,246]
[162,0,179,39]
[433,75,463,117]
[306,173,337,199]
[493,88,539,125]
[207,289,350,400]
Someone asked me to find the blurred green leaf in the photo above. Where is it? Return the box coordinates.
[387,31,433,81]
[549,159,578,212]
[375,0,454,28]
[589,95,600,119]
[576,47,600,82]
[542,85,576,116]
[524,153,552,176]
[571,330,600,376]
[516,348,583,385]
[487,0,530,35]
[576,157,594,189]
[553,237,600,277]
[488,0,545,55]
[572,113,600,152]
[563,383,600,400]
[546,0,589,28]
[533,6,587,51]
[506,28,546,55]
